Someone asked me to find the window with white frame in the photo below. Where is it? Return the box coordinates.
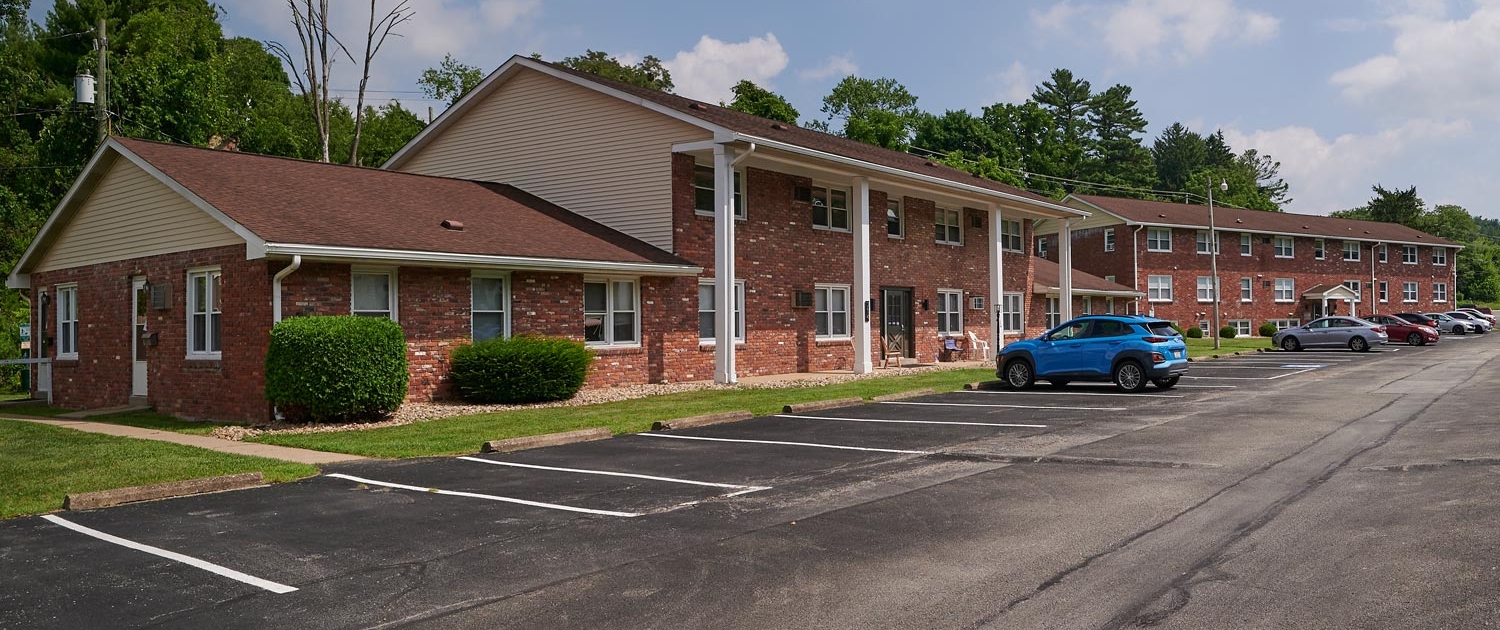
[1147,227,1172,252]
[1403,281,1419,303]
[935,208,962,245]
[352,268,397,321]
[1196,230,1219,254]
[1433,247,1448,265]
[1197,320,1210,334]
[1342,280,1362,302]
[187,269,222,358]
[698,279,745,342]
[1045,296,1060,328]
[1148,275,1173,302]
[1104,228,1116,252]
[1379,281,1389,303]
[471,275,508,342]
[1314,239,1325,260]
[1036,237,1048,258]
[1081,296,1092,315]
[937,290,963,335]
[1240,277,1253,302]
[1240,233,1252,256]
[811,186,850,231]
[1000,219,1022,252]
[55,284,78,359]
[1105,297,1116,314]
[1274,278,1295,302]
[693,164,744,219]
[814,284,850,338]
[886,197,903,238]
[1434,282,1448,302]
[1196,276,1216,302]
[1343,241,1361,261]
[1228,320,1252,337]
[1269,319,1300,331]
[1002,292,1023,333]
[1378,244,1388,263]
[1104,274,1116,284]
[584,279,639,345]
[1402,245,1418,264]
[1274,236,1294,258]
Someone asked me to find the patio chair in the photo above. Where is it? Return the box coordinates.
[966,330,992,361]
[942,336,965,361]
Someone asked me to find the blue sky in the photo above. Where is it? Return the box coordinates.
[34,0,1500,218]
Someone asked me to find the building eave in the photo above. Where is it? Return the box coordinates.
[263,243,703,276]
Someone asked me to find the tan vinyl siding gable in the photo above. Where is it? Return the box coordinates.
[1034,198,1123,235]
[397,68,710,251]
[36,158,243,272]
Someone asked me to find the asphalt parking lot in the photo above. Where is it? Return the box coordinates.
[3,334,1496,629]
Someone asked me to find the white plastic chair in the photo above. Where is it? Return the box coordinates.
[966,330,992,361]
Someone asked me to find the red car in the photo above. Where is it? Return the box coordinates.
[1367,313,1441,346]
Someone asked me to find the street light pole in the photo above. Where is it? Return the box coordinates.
[1208,178,1227,350]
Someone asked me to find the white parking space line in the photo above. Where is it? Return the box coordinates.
[960,390,1184,399]
[456,457,769,493]
[325,473,641,517]
[1173,384,1237,388]
[636,432,929,455]
[1187,365,1318,369]
[879,401,1128,411]
[40,515,298,594]
[777,414,1047,428]
[1181,368,1316,381]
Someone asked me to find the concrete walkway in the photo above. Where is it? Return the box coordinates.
[0,415,366,465]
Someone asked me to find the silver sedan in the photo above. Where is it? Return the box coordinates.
[1273,316,1390,352]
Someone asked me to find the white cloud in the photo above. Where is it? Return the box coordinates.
[1222,118,1470,214]
[986,61,1034,105]
[662,33,789,103]
[1031,0,1084,32]
[799,54,859,81]
[1031,0,1278,64]
[1331,2,1500,119]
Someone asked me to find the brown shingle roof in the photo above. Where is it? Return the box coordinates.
[1071,194,1458,247]
[1032,256,1140,295]
[115,138,695,269]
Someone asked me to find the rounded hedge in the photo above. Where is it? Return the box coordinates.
[1258,322,1280,337]
[265,315,408,422]
[1185,326,1204,338]
[449,335,593,404]
[1219,325,1238,339]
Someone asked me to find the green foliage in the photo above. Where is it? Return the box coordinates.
[265,316,408,422]
[1258,322,1279,337]
[813,75,920,149]
[1032,68,1091,181]
[1185,326,1204,338]
[1366,184,1425,227]
[1170,322,1184,336]
[1219,326,1238,339]
[1151,123,1207,193]
[418,53,483,106]
[725,79,798,124]
[449,336,593,404]
[1078,84,1154,195]
[559,49,673,92]
[1458,240,1500,303]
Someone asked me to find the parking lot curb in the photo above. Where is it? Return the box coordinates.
[963,381,1005,391]
[481,428,612,454]
[652,410,753,431]
[782,397,863,413]
[64,472,264,511]
[870,388,935,402]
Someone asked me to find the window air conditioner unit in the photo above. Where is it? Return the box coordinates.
[971,296,985,310]
[793,291,814,308]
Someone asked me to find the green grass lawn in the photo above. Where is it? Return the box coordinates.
[0,406,228,435]
[1185,336,1271,358]
[0,419,318,519]
[0,392,30,402]
[0,403,74,417]
[253,368,994,458]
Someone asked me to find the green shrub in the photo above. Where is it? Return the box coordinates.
[1185,326,1204,338]
[265,316,408,422]
[1170,322,1184,336]
[1258,322,1279,337]
[1219,326,1238,339]
[449,336,593,404]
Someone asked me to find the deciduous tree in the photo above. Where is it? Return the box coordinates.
[559,50,672,92]
[724,79,798,124]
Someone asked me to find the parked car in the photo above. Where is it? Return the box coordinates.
[1421,312,1478,335]
[1459,303,1493,316]
[1443,310,1492,333]
[1456,307,1497,326]
[997,315,1189,393]
[1365,314,1440,346]
[1272,316,1389,352]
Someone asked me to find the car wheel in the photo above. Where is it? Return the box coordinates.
[1003,359,1035,390]
[1280,336,1301,352]
[1349,336,1369,352]
[1113,360,1147,393]
[1046,379,1070,388]
[1152,375,1180,390]
[1406,332,1424,346]
[1454,324,1466,335]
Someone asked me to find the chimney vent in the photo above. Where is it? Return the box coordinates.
[441,219,464,231]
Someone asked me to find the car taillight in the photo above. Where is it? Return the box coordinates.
[1143,336,1169,343]
[1372,325,1385,333]
[1151,352,1166,363]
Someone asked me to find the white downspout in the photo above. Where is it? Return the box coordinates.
[1371,242,1378,314]
[1059,219,1073,323]
[1132,225,1145,316]
[272,255,302,323]
[730,142,756,167]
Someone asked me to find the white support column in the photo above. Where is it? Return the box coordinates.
[851,177,873,374]
[988,206,1004,353]
[713,145,737,384]
[1058,219,1074,323]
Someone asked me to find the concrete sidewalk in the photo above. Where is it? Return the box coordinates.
[0,415,366,465]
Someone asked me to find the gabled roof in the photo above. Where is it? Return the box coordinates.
[386,55,1087,220]
[1301,284,1360,300]
[1032,257,1141,297]
[1067,194,1459,249]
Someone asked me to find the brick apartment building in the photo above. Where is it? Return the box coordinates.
[1035,194,1462,335]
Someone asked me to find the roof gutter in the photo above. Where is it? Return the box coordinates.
[262,243,704,276]
[1120,219,1460,250]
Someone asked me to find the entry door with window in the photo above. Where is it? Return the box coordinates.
[131,279,148,397]
[881,288,914,359]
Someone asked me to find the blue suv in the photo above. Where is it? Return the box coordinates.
[997,315,1190,392]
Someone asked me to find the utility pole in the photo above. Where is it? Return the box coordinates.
[96,18,108,142]
[1208,178,1226,350]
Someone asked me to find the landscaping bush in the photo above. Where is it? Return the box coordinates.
[265,316,408,422]
[449,335,593,404]
[1258,322,1279,337]
[1185,326,1204,338]
[1170,322,1184,336]
[1219,326,1238,339]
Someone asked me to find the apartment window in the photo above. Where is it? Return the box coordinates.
[1274,278,1295,302]
[1105,297,1116,314]
[584,279,638,345]
[814,284,850,338]
[1240,233,1252,256]
[1081,296,1092,315]
[471,275,508,342]
[1001,292,1023,333]
[698,280,745,342]
[937,290,963,336]
[811,186,850,231]
[1240,277,1253,302]
[1402,245,1418,264]
[1343,241,1361,262]
[693,164,744,218]
[886,198,903,238]
[1196,276,1216,302]
[1228,320,1252,337]
[1147,275,1173,302]
[1147,227,1172,252]
[1403,282,1419,303]
[352,268,397,321]
[187,269,222,358]
[1379,281,1389,303]
[1433,247,1448,265]
[1342,280,1362,303]
[1196,230,1219,254]
[1045,296,1061,328]
[1378,244,1388,263]
[1104,228,1116,252]
[1269,319,1300,331]
[1434,283,1448,303]
[1314,239,1325,260]
[55,284,78,359]
[1274,236,1294,258]
[1036,237,1048,258]
[935,208,962,245]
[1000,219,1022,252]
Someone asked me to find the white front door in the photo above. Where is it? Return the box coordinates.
[131,279,148,397]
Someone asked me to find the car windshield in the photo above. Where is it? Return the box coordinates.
[1449,312,1473,320]
[1146,321,1179,337]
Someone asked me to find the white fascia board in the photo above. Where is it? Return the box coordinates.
[1123,218,1454,249]
[111,142,267,259]
[263,243,704,276]
[1037,287,1143,298]
[5,273,29,290]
